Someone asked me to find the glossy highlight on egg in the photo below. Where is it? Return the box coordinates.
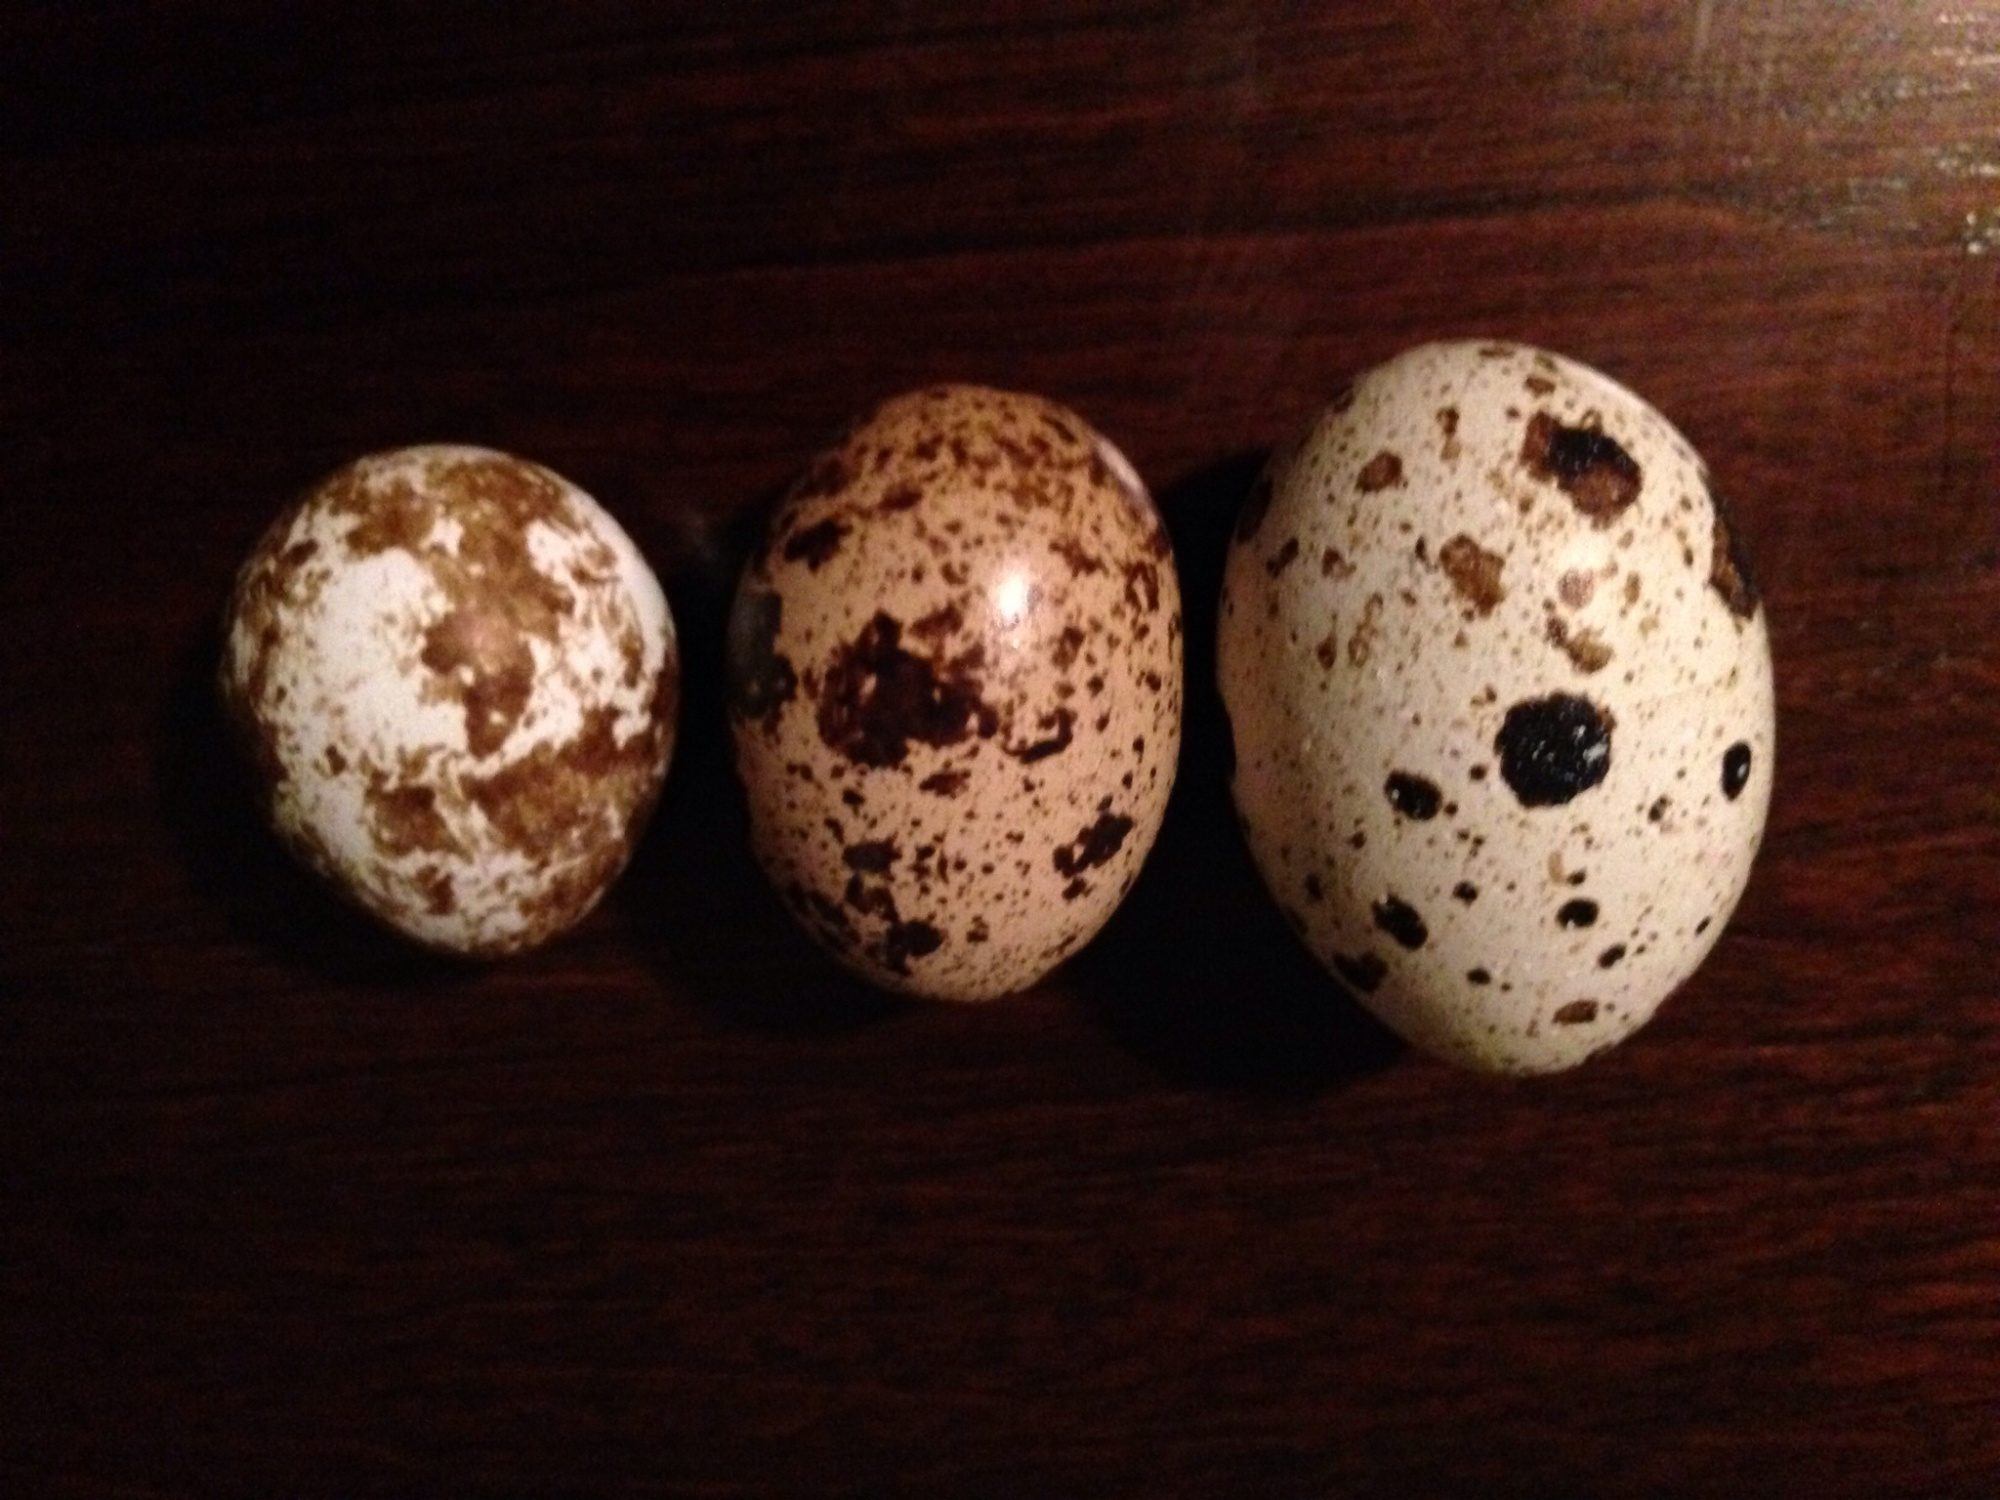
[1218,341,1775,1073]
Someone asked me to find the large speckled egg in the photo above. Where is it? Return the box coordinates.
[220,445,678,956]
[726,385,1182,1001]
[1218,341,1774,1073]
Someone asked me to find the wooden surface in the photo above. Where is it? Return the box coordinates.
[4,4,1999,1494]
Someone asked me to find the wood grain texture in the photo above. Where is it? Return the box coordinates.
[3,3,1997,1494]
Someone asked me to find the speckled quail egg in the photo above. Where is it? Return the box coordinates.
[220,445,678,956]
[726,385,1182,1001]
[1218,341,1774,1073]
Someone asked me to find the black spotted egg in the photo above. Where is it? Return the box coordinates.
[726,385,1182,1001]
[1217,341,1774,1073]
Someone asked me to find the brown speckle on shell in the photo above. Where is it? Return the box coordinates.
[364,776,464,860]
[1348,594,1385,666]
[816,612,998,769]
[842,839,899,873]
[1051,538,1105,576]
[419,607,536,758]
[1544,613,1614,673]
[882,920,945,972]
[1006,707,1076,764]
[1357,451,1405,492]
[1439,534,1506,616]
[1053,811,1135,878]
[1521,412,1642,524]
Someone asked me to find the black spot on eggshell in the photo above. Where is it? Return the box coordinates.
[910,600,964,641]
[1050,538,1105,577]
[1521,413,1641,524]
[1554,1000,1599,1025]
[1557,899,1599,929]
[1372,895,1429,950]
[1007,707,1076,764]
[842,839,899,873]
[1494,693,1614,808]
[781,518,849,570]
[725,589,798,727]
[1385,772,1443,820]
[1707,485,1761,619]
[1723,741,1753,799]
[1334,951,1387,994]
[1053,811,1135,877]
[882,919,944,974]
[1598,943,1627,968]
[816,612,998,769]
[1453,881,1478,903]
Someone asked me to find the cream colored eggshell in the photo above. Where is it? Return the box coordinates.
[220,445,678,956]
[1218,341,1774,1073]
[727,385,1182,1001]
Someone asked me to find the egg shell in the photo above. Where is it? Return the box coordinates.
[220,445,678,956]
[1218,341,1774,1073]
[726,385,1182,1001]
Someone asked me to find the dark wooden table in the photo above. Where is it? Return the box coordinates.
[5,4,1998,1494]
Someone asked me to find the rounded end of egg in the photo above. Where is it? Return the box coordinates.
[219,445,679,957]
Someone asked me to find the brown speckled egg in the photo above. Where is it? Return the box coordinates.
[726,385,1182,1001]
[220,445,678,956]
[1218,341,1774,1073]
